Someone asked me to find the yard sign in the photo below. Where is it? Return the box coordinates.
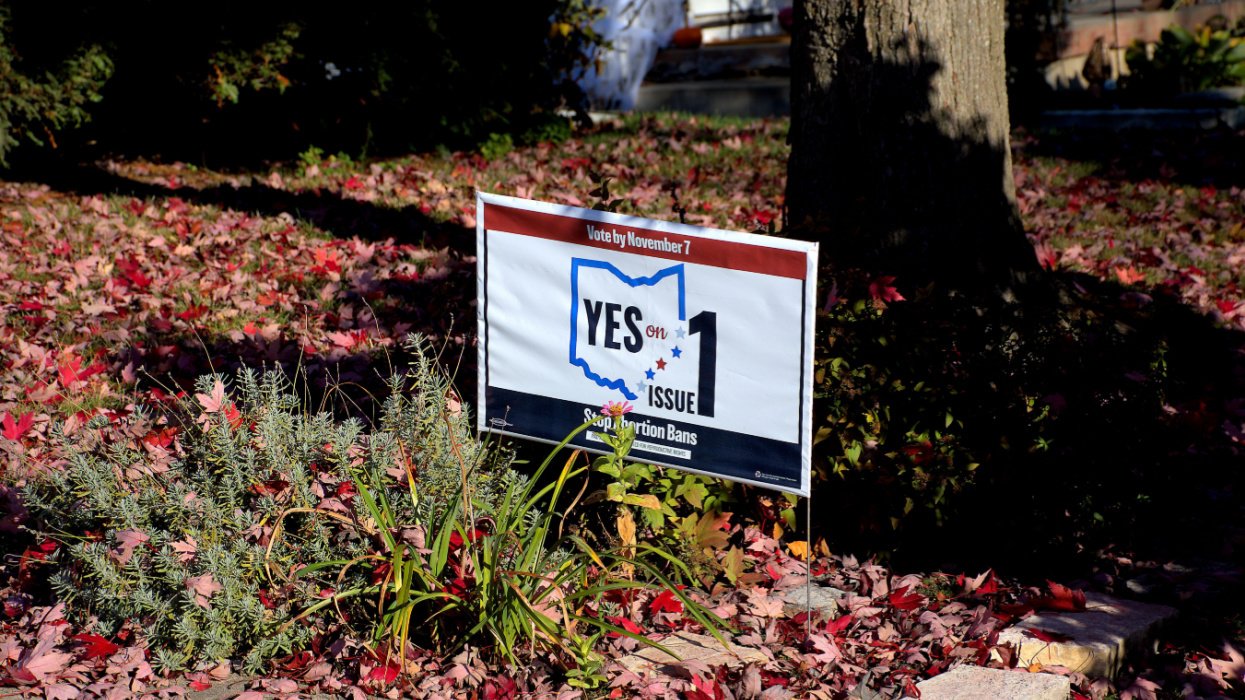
[476,193,817,496]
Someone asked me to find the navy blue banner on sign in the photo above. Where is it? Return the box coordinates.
[476,193,817,496]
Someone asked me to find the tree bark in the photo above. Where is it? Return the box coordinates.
[786,0,1038,288]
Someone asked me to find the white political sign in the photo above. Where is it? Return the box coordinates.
[476,192,817,496]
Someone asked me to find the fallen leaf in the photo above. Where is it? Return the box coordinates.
[111,529,149,565]
[787,540,809,561]
[186,574,223,609]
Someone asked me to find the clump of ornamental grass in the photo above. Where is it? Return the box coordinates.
[273,398,731,690]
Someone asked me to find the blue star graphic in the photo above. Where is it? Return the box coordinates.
[645,368,655,380]
[671,346,682,358]
[675,326,686,339]
[636,380,647,391]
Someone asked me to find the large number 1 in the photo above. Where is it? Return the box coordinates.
[688,310,716,417]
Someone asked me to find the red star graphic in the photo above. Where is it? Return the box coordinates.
[656,357,667,370]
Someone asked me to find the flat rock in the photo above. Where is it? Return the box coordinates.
[617,631,767,675]
[185,675,252,700]
[998,592,1176,680]
[186,675,344,700]
[909,666,1070,700]
[780,583,846,618]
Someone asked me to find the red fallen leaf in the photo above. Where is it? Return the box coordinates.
[604,588,638,606]
[56,356,82,388]
[223,402,244,430]
[141,427,179,449]
[71,633,120,659]
[606,615,643,637]
[1040,580,1086,612]
[825,614,853,636]
[761,671,790,688]
[1216,299,1240,314]
[371,561,392,585]
[1114,266,1146,285]
[888,586,925,611]
[274,651,313,672]
[448,528,487,549]
[25,540,58,561]
[56,354,106,388]
[343,175,364,191]
[176,304,208,321]
[1024,627,1074,643]
[687,674,724,700]
[649,589,684,615]
[250,479,290,497]
[367,660,400,683]
[188,680,212,692]
[958,568,999,595]
[765,562,783,581]
[336,481,357,498]
[868,275,905,304]
[312,248,342,275]
[18,300,44,311]
[445,575,472,599]
[114,256,152,289]
[1,412,34,440]
[258,589,277,609]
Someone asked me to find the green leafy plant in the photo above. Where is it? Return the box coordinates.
[277,397,731,684]
[0,6,113,165]
[207,22,300,105]
[1125,22,1245,96]
[478,132,515,161]
[587,405,739,585]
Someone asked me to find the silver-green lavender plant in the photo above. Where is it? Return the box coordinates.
[22,335,521,673]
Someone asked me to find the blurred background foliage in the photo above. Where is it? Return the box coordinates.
[0,0,607,167]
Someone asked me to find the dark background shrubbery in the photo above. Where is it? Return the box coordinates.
[0,0,603,167]
[811,270,1244,574]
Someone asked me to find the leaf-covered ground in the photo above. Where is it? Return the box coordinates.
[1,114,1244,697]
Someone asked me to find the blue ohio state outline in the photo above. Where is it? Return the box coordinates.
[569,258,686,400]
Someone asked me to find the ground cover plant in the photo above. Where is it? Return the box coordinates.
[0,113,1242,696]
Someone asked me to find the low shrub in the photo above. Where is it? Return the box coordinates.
[22,337,517,672]
[812,273,1203,565]
[24,336,723,681]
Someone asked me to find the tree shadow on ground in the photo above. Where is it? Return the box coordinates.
[1021,126,1245,190]
[13,158,481,426]
[22,160,474,252]
[787,14,1245,589]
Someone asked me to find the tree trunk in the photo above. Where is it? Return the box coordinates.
[786,0,1038,288]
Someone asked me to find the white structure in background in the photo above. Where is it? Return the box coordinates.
[581,0,684,110]
[690,0,790,43]
[581,0,790,110]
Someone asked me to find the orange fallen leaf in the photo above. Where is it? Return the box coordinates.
[787,540,808,561]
